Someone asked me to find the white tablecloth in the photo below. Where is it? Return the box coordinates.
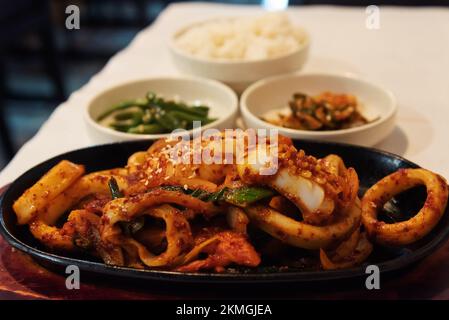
[1,2,449,185]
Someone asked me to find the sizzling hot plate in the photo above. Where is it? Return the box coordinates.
[1,140,448,284]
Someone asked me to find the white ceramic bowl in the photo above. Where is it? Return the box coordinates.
[168,19,310,93]
[85,77,238,143]
[240,73,397,146]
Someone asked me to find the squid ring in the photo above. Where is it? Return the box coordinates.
[320,231,373,270]
[27,170,128,252]
[100,189,220,267]
[29,219,76,251]
[243,198,362,250]
[29,209,100,252]
[40,170,129,225]
[118,205,193,267]
[101,189,219,228]
[361,168,448,246]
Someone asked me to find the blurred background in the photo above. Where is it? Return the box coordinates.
[1,0,448,170]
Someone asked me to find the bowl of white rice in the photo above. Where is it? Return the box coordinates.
[168,13,310,92]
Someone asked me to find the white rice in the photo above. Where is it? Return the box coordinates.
[174,13,308,61]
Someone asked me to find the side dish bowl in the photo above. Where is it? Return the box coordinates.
[240,73,397,146]
[168,18,310,93]
[84,77,238,143]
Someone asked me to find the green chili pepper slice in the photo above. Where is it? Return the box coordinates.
[127,124,166,134]
[108,177,123,199]
[224,187,275,207]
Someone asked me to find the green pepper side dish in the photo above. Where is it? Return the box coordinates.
[97,92,216,134]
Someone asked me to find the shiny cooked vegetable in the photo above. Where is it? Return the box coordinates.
[97,92,216,134]
[108,177,123,199]
[289,92,368,130]
[160,185,274,206]
[262,91,371,131]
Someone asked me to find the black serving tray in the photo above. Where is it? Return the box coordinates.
[1,140,448,284]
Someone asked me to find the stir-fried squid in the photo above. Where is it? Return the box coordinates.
[13,132,448,272]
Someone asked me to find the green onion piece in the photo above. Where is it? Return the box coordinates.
[160,186,184,192]
[206,187,229,202]
[110,176,144,235]
[108,177,123,199]
[159,185,273,206]
[224,187,274,207]
[189,189,210,200]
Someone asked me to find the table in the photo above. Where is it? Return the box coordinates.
[1,2,449,299]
